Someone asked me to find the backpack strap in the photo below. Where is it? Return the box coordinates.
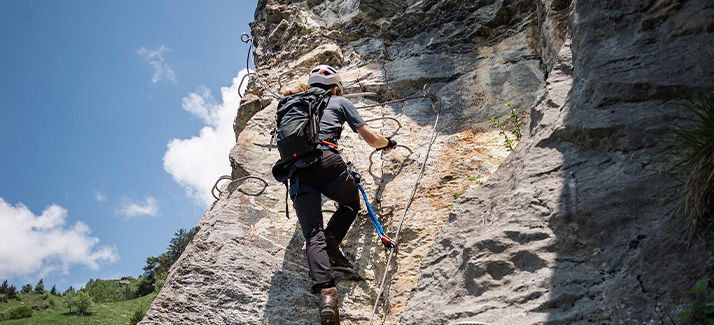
[319,131,341,149]
[283,181,290,219]
[275,161,301,219]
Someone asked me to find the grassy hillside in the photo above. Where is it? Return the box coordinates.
[0,292,156,324]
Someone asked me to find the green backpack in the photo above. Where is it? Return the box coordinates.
[271,87,329,217]
[274,87,328,163]
[271,87,328,181]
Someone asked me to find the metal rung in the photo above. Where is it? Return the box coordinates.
[364,117,402,133]
[212,175,269,200]
[238,73,281,100]
[212,176,232,200]
[368,145,414,171]
[343,92,378,99]
[228,176,269,196]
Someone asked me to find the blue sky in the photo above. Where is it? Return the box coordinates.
[0,1,256,291]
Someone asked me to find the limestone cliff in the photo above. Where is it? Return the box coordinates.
[142,0,714,324]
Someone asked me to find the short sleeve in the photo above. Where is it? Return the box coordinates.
[340,98,366,132]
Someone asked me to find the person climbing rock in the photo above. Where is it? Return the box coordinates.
[274,64,396,324]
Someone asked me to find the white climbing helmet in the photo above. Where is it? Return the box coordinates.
[308,64,343,92]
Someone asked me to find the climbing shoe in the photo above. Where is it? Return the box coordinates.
[318,287,340,324]
[325,231,354,269]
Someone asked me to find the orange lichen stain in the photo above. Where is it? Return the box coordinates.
[242,132,256,143]
[471,91,487,109]
[417,128,507,211]
[234,138,251,153]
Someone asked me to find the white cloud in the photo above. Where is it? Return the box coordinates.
[95,190,106,202]
[137,45,177,84]
[116,196,159,219]
[0,198,119,280]
[163,69,249,207]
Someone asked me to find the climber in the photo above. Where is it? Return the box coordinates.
[274,64,396,324]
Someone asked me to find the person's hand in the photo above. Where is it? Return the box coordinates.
[378,137,397,151]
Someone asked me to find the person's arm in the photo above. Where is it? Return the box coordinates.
[356,125,396,151]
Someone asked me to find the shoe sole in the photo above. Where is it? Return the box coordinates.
[320,308,338,324]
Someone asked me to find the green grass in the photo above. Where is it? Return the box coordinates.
[0,294,46,314]
[657,91,714,236]
[1,292,156,324]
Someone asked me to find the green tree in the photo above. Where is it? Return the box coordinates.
[42,293,58,310]
[132,276,154,298]
[0,280,9,303]
[21,284,32,293]
[74,291,93,315]
[34,279,44,294]
[153,271,167,293]
[63,286,75,296]
[6,285,17,300]
[83,278,126,302]
[167,228,197,262]
[143,253,170,286]
[141,227,196,295]
[62,291,75,314]
[50,285,58,296]
[0,280,9,295]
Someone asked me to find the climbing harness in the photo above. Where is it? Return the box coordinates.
[369,85,441,325]
[352,172,395,250]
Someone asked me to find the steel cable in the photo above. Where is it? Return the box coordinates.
[369,89,441,324]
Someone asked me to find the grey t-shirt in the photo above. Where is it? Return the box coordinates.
[319,95,366,142]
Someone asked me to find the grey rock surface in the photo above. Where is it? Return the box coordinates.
[142,0,714,324]
[402,1,714,324]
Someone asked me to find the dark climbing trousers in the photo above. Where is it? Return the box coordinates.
[290,149,360,293]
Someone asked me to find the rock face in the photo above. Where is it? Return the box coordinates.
[142,0,714,324]
[401,1,714,324]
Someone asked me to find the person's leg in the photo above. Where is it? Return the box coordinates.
[323,178,360,268]
[325,177,360,244]
[292,191,335,293]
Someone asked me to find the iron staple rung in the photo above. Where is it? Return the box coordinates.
[211,175,269,200]
[368,145,414,172]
